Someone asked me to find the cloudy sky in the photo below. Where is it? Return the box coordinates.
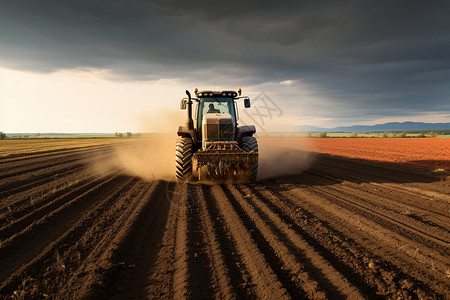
[1,0,449,132]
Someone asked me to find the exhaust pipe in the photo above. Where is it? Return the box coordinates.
[185,90,194,130]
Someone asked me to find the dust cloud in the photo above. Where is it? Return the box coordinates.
[94,135,316,183]
[93,109,182,181]
[94,135,315,183]
[105,134,178,181]
[257,137,316,180]
[93,108,316,182]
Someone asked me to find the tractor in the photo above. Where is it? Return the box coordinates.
[175,88,258,183]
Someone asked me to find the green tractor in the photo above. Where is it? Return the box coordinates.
[176,88,258,182]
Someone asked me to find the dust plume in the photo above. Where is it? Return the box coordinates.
[93,135,316,183]
[257,137,316,180]
[93,109,183,181]
[92,134,177,181]
[92,108,315,182]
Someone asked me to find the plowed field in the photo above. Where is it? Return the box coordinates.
[0,140,449,299]
[311,138,450,171]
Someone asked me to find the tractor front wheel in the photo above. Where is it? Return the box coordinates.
[175,137,193,182]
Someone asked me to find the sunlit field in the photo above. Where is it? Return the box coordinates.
[0,138,133,157]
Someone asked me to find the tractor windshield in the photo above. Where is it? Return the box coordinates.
[196,98,236,139]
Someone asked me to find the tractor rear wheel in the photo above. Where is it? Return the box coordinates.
[239,136,258,181]
[175,137,193,181]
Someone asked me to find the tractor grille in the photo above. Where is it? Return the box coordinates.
[206,124,219,139]
[206,123,234,141]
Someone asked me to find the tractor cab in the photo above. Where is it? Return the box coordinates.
[195,94,238,141]
[179,89,250,146]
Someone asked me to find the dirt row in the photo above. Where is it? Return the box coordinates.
[0,144,449,299]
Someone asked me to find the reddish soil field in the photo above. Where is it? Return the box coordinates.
[311,138,450,171]
[0,141,449,299]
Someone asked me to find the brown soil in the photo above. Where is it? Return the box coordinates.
[0,143,449,299]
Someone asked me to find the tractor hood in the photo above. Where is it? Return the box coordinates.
[202,113,234,148]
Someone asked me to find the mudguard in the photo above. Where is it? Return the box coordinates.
[177,126,197,143]
[236,125,256,140]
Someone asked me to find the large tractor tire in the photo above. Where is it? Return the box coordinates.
[175,137,193,182]
[238,136,258,181]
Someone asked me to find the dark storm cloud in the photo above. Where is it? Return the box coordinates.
[1,0,450,120]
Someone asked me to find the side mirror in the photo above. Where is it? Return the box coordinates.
[244,98,251,108]
[180,99,187,109]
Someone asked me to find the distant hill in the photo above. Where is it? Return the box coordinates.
[297,121,450,132]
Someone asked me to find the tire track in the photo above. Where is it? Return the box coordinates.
[0,145,114,181]
[0,164,88,201]
[231,184,365,299]
[194,185,234,299]
[0,172,100,232]
[210,185,289,299]
[0,176,141,298]
[97,182,189,299]
[138,182,182,299]
[260,185,445,297]
[60,180,165,299]
[222,185,324,299]
[172,184,190,299]
[309,167,450,217]
[318,182,450,243]
[202,185,256,299]
[305,182,450,261]
[304,170,450,233]
[0,172,122,240]
[185,184,215,299]
[0,148,115,196]
[0,144,113,164]
[0,175,134,283]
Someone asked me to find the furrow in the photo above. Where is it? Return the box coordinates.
[62,181,165,299]
[0,144,116,193]
[233,184,365,299]
[138,182,183,299]
[0,173,103,235]
[0,175,134,282]
[210,185,289,299]
[0,172,122,240]
[222,185,323,299]
[0,164,87,200]
[172,183,190,299]
[0,155,89,182]
[185,184,215,299]
[0,176,140,297]
[265,185,446,297]
[195,185,235,299]
[0,144,114,173]
[87,181,175,299]
[308,184,449,257]
[202,185,256,299]
[323,182,450,242]
[305,170,450,233]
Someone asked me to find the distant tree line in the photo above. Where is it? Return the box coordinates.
[115,132,133,138]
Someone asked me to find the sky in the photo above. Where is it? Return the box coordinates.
[1,0,450,133]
